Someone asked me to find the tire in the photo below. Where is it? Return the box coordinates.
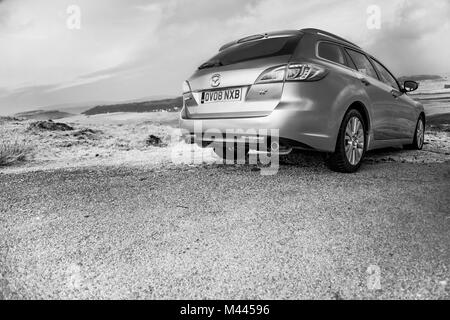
[405,117,425,150]
[327,109,366,173]
[213,144,250,164]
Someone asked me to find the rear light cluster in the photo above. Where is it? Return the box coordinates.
[254,66,286,84]
[182,80,191,94]
[255,63,328,84]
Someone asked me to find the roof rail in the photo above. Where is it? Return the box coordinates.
[300,28,361,48]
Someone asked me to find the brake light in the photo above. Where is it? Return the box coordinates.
[286,63,328,81]
[255,63,328,84]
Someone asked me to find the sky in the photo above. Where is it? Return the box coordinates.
[0,0,449,115]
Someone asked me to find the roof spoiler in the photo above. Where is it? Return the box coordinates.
[219,40,236,52]
[219,34,266,52]
[219,30,302,52]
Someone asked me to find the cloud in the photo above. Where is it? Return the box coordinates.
[0,0,449,114]
[364,0,450,76]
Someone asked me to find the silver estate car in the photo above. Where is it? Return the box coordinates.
[180,28,425,172]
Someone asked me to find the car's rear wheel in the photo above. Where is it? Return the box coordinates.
[405,117,425,150]
[327,109,366,173]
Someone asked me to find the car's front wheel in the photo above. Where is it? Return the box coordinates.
[327,109,366,173]
[405,116,425,150]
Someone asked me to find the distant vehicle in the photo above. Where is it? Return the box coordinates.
[180,28,424,172]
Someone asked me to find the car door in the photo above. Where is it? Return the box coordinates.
[345,48,398,140]
[370,57,416,139]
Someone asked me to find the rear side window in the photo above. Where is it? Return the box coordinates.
[343,50,357,69]
[345,49,379,80]
[200,36,300,69]
[318,42,345,65]
[370,58,399,90]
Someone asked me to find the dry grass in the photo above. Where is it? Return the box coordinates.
[1,118,32,166]
[0,113,183,171]
[0,139,30,166]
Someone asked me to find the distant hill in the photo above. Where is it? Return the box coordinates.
[14,109,74,120]
[82,97,183,116]
[398,75,444,82]
[8,95,177,117]
[40,103,101,115]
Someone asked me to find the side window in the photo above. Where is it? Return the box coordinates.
[318,42,345,65]
[370,58,399,90]
[343,50,357,70]
[345,49,379,80]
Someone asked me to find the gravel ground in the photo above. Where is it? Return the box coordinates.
[0,159,449,300]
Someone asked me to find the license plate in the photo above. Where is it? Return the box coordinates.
[201,88,242,104]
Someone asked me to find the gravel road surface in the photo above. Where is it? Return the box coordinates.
[1,160,449,299]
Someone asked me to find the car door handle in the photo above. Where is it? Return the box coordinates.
[360,78,370,86]
[391,90,401,98]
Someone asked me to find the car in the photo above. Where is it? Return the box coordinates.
[179,28,425,173]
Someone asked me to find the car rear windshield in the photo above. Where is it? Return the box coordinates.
[199,36,300,69]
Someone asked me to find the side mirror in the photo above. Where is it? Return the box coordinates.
[402,80,419,93]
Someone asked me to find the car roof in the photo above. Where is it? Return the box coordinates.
[219,28,362,52]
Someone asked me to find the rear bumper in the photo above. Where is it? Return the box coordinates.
[179,76,354,153]
[179,101,338,152]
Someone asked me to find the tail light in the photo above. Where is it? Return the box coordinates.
[182,81,192,115]
[286,63,328,81]
[255,66,286,84]
[255,63,328,84]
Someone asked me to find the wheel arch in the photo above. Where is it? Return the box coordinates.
[330,100,371,153]
[346,101,370,132]
[419,111,426,126]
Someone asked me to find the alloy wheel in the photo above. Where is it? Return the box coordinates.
[416,119,424,149]
[344,116,365,166]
